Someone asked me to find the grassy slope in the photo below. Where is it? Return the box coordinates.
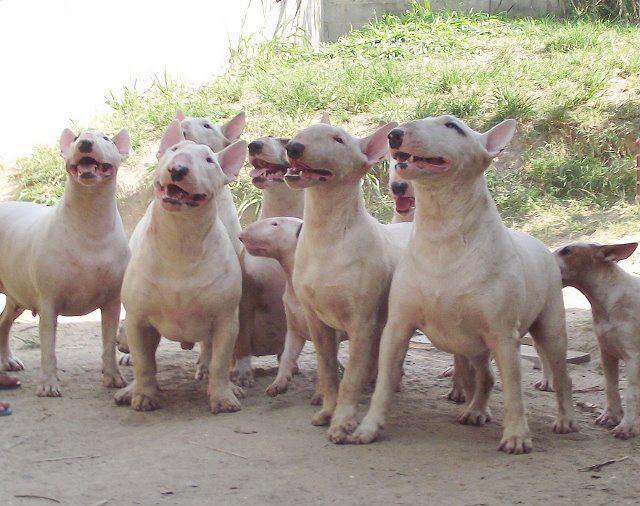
[11,7,640,243]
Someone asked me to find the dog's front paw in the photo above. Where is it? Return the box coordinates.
[233,369,255,388]
[447,385,466,404]
[553,414,579,434]
[131,393,161,411]
[2,355,25,371]
[36,376,61,397]
[327,415,358,444]
[118,354,133,366]
[498,433,533,455]
[346,418,382,445]
[612,420,639,440]
[534,378,554,392]
[102,370,127,389]
[194,363,209,381]
[595,409,623,428]
[266,376,290,397]
[210,388,242,414]
[311,408,333,426]
[458,407,492,426]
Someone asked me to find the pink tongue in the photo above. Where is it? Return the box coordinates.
[79,163,97,172]
[395,196,413,212]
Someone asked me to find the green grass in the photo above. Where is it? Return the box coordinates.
[8,6,640,240]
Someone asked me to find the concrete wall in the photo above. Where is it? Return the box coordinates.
[320,0,565,41]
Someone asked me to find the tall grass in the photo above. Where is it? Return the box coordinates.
[10,6,640,238]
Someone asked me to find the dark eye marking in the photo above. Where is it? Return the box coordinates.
[171,146,178,152]
[559,246,571,256]
[206,157,214,163]
[103,136,110,142]
[444,121,466,136]
[334,136,344,144]
[271,221,278,226]
[204,123,212,129]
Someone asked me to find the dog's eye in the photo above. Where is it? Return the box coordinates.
[444,122,466,136]
[171,147,178,152]
[559,247,571,256]
[204,123,212,129]
[334,136,344,144]
[271,222,278,227]
[103,136,110,142]
[206,157,214,163]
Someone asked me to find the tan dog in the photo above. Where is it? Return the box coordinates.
[348,116,578,454]
[555,241,640,439]
[0,128,131,396]
[114,120,246,413]
[230,136,306,387]
[284,119,411,443]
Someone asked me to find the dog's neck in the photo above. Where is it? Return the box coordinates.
[393,209,414,223]
[149,198,218,260]
[260,184,304,219]
[59,175,120,238]
[567,265,634,322]
[276,246,297,282]
[302,181,369,241]
[412,173,506,263]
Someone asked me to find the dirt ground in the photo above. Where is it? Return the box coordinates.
[2,304,639,506]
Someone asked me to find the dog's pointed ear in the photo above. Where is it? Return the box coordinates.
[360,122,398,165]
[217,139,247,184]
[598,242,638,262]
[278,138,290,146]
[112,129,131,159]
[59,128,76,156]
[481,119,516,158]
[319,112,331,125]
[157,120,184,159]
[221,112,246,141]
[175,110,186,122]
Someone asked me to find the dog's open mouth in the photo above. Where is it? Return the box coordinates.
[155,181,207,208]
[285,160,333,182]
[393,151,451,173]
[249,158,290,186]
[69,156,114,178]
[394,196,415,214]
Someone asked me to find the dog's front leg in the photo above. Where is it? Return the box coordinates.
[613,357,639,439]
[114,319,161,411]
[195,340,212,380]
[208,310,244,414]
[36,305,61,397]
[230,287,255,387]
[266,329,306,397]
[304,309,339,427]
[490,333,532,454]
[100,298,127,388]
[328,319,380,443]
[595,348,623,427]
[0,297,24,371]
[347,317,415,444]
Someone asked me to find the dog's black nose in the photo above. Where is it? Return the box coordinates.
[169,165,189,182]
[78,139,93,153]
[248,140,263,156]
[391,181,408,196]
[285,141,305,160]
[388,129,404,149]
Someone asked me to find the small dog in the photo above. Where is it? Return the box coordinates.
[0,128,131,396]
[348,116,578,454]
[114,120,246,413]
[284,117,411,443]
[388,158,415,223]
[555,241,640,439]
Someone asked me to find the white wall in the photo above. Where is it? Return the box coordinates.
[0,0,316,162]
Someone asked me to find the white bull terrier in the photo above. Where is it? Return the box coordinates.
[230,136,306,387]
[0,128,131,396]
[114,120,246,413]
[555,241,640,439]
[347,116,578,454]
[284,118,412,443]
[239,216,346,402]
[117,111,245,372]
[388,158,415,223]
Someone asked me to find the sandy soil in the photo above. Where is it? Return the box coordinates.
[1,306,639,506]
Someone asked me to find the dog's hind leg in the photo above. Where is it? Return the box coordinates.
[458,351,494,426]
[0,297,24,371]
[529,292,578,436]
[100,298,127,388]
